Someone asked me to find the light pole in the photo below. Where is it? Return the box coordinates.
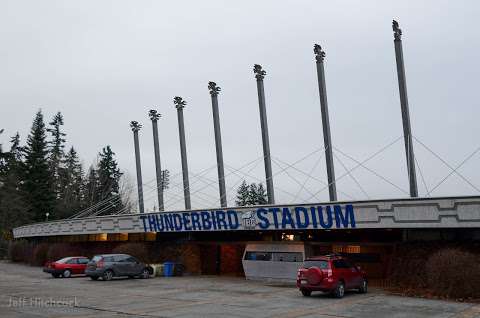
[45,212,49,222]
[148,109,164,211]
[174,96,191,210]
[253,64,275,204]
[314,44,337,202]
[392,20,418,197]
[208,81,227,208]
[130,121,145,214]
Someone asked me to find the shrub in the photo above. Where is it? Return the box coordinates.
[0,239,9,259]
[46,243,82,262]
[426,248,480,299]
[8,240,33,263]
[112,243,150,263]
[31,243,50,266]
[388,243,434,289]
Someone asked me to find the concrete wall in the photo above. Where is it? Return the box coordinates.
[13,196,480,239]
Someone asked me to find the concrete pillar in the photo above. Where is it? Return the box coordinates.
[253,64,275,204]
[130,121,145,214]
[174,96,191,210]
[392,20,418,197]
[148,109,164,211]
[208,82,227,208]
[314,44,337,202]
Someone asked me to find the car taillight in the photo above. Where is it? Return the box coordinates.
[97,260,104,268]
[326,269,333,277]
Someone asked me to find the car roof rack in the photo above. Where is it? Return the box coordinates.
[323,253,344,258]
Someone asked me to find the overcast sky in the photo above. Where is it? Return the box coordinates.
[1,0,479,212]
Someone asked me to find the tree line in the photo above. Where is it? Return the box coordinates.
[0,110,129,240]
[0,110,267,243]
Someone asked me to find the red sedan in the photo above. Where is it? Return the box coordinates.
[43,256,90,278]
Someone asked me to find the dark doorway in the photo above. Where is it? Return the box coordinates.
[199,243,245,276]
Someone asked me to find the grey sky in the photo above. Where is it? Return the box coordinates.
[1,0,479,212]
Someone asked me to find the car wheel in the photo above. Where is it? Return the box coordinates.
[140,268,150,279]
[51,273,60,278]
[358,279,368,294]
[62,269,71,278]
[301,289,312,297]
[333,281,345,298]
[103,270,114,281]
[90,276,99,281]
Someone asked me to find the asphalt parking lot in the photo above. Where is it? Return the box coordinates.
[0,261,479,318]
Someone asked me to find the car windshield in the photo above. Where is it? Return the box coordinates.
[92,256,103,262]
[303,260,329,269]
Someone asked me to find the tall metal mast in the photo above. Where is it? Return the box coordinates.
[254,64,275,204]
[148,109,164,211]
[208,82,227,208]
[130,121,145,213]
[392,20,418,197]
[314,44,337,201]
[174,96,192,209]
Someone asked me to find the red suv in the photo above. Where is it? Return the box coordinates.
[297,255,367,298]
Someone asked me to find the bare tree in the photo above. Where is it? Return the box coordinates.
[119,172,135,214]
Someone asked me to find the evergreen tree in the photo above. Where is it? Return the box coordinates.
[57,147,84,218]
[96,146,123,215]
[0,129,5,171]
[235,181,268,206]
[23,110,55,221]
[83,165,100,208]
[255,183,268,205]
[235,181,250,206]
[0,133,30,234]
[247,183,259,205]
[47,112,66,199]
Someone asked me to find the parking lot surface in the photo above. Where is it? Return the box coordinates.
[0,261,479,318]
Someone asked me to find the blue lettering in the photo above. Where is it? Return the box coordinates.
[227,210,239,229]
[294,207,309,229]
[281,208,296,229]
[256,208,270,229]
[310,207,318,228]
[191,212,201,230]
[211,211,217,230]
[155,214,164,231]
[182,213,191,231]
[318,206,333,229]
[216,210,227,229]
[148,214,158,231]
[164,214,174,231]
[201,211,212,230]
[173,214,183,231]
[139,215,148,232]
[334,204,356,228]
[269,207,281,229]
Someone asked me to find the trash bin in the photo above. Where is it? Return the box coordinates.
[163,262,174,277]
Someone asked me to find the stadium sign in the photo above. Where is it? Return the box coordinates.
[139,204,356,232]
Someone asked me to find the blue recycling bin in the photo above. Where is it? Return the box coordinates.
[163,262,174,277]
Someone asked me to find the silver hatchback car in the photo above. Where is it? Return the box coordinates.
[85,254,152,281]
